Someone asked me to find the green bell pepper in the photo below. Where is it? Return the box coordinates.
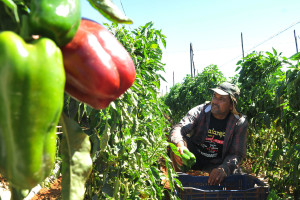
[0,31,65,189]
[29,0,81,46]
[178,149,196,172]
[183,149,196,164]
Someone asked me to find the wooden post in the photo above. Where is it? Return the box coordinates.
[241,32,245,58]
[190,43,193,77]
[193,60,196,77]
[294,30,299,53]
[173,71,174,86]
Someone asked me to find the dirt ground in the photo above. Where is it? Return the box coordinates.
[0,158,258,200]
[0,170,208,199]
[0,175,62,200]
[30,177,62,200]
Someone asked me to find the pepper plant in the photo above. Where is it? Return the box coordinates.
[0,0,157,200]
[236,49,300,199]
[63,22,179,199]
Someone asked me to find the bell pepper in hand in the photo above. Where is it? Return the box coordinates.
[178,149,196,172]
[0,31,65,189]
[29,0,81,46]
[61,18,136,109]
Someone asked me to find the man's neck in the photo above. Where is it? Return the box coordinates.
[211,112,230,120]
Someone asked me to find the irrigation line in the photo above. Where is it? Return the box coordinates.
[247,21,300,53]
[221,20,300,67]
[119,0,132,31]
[119,0,126,16]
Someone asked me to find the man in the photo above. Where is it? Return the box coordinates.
[169,82,248,185]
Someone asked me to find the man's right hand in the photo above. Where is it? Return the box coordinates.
[173,141,188,166]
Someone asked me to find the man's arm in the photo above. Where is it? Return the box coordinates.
[169,104,204,145]
[169,104,204,169]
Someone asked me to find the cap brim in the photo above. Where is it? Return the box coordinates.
[211,88,229,96]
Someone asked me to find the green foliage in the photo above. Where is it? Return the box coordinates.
[286,65,300,111]
[63,22,178,200]
[236,50,300,199]
[236,49,287,127]
[164,64,226,123]
[0,1,29,33]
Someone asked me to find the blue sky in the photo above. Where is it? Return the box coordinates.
[81,0,300,94]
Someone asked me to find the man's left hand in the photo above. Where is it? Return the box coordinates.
[208,167,227,185]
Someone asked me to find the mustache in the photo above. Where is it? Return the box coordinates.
[212,103,219,109]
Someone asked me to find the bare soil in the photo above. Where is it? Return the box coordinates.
[0,158,259,200]
[30,177,62,200]
[0,175,62,200]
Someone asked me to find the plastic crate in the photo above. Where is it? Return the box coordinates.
[175,173,269,200]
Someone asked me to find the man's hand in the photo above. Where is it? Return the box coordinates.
[208,167,227,185]
[173,141,188,167]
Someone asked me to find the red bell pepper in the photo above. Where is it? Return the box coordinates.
[61,18,136,109]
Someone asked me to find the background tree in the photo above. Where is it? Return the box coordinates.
[163,64,226,123]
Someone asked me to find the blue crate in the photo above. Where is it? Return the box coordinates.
[175,173,269,200]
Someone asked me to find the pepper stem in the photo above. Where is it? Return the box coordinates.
[19,15,32,42]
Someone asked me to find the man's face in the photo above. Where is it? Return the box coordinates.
[211,92,233,119]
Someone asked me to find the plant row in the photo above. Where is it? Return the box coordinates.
[163,49,300,199]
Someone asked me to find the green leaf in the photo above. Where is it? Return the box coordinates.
[168,142,181,157]
[266,51,273,58]
[161,36,166,48]
[2,0,19,22]
[60,114,93,200]
[289,52,300,61]
[113,175,121,199]
[163,155,174,192]
[100,121,111,152]
[150,166,160,180]
[90,133,100,161]
[136,136,151,146]
[235,66,241,71]
[68,97,80,119]
[87,0,133,24]
[174,177,183,189]
[101,183,114,197]
[110,101,117,110]
[129,140,137,154]
[272,47,277,56]
[0,1,19,32]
